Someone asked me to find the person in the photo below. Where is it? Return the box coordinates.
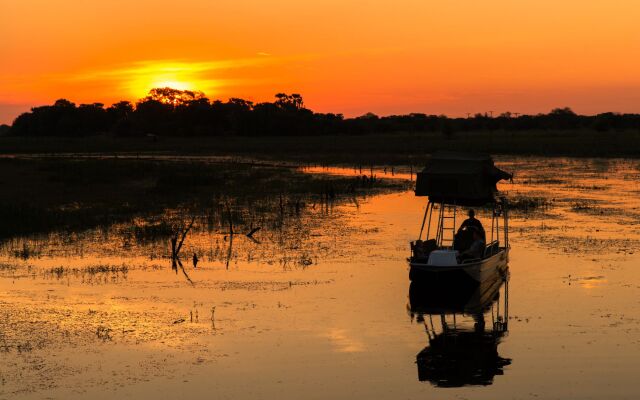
[460,228,485,261]
[459,209,485,240]
[193,253,199,269]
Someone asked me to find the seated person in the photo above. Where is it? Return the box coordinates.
[459,209,485,240]
[454,227,473,251]
[459,228,485,261]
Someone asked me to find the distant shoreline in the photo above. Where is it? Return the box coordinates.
[1,130,639,163]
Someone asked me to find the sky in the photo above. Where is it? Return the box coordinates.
[1,0,639,124]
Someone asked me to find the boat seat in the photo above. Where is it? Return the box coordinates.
[427,250,459,266]
[484,241,500,257]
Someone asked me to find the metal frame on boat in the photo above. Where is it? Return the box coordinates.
[408,152,512,283]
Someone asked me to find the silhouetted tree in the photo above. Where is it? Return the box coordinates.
[6,90,640,138]
[0,124,10,136]
[274,93,305,111]
[106,101,135,136]
[145,87,206,107]
[107,101,134,119]
[550,107,576,116]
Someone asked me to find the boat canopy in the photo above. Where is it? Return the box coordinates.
[415,152,512,205]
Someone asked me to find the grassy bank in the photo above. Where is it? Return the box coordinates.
[1,129,640,164]
[0,157,407,239]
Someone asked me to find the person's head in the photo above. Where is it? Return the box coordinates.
[468,209,475,218]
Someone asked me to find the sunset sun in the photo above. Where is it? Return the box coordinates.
[123,61,211,99]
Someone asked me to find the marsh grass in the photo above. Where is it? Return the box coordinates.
[11,241,42,259]
[571,201,598,212]
[128,221,174,242]
[569,201,623,217]
[0,157,408,241]
[47,264,129,278]
[566,184,609,191]
[505,195,551,213]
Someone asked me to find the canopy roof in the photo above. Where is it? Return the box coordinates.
[415,152,512,205]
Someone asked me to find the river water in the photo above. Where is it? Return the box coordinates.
[1,157,639,399]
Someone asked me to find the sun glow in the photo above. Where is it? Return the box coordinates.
[125,62,205,98]
[150,80,193,91]
[112,58,270,101]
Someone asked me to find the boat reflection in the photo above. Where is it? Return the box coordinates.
[408,270,511,387]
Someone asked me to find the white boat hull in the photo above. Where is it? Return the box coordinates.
[409,248,509,283]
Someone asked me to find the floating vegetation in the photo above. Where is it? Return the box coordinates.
[571,201,598,212]
[506,195,551,213]
[45,264,129,283]
[0,157,408,240]
[567,184,608,191]
[536,235,640,255]
[10,241,43,260]
[95,326,112,341]
[570,201,623,217]
[521,178,565,185]
[0,262,15,271]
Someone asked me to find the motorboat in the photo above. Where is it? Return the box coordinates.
[409,152,512,284]
[408,267,508,316]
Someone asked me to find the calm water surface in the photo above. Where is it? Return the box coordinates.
[1,157,639,399]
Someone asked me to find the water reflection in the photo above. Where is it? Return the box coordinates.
[408,271,511,387]
[2,157,640,398]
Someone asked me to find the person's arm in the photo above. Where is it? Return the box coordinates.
[458,220,470,233]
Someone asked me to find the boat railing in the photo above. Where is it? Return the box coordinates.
[484,240,500,257]
[459,241,500,264]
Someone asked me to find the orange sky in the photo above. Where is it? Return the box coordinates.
[1,0,639,124]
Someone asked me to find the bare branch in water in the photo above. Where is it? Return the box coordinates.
[175,216,196,256]
[177,257,194,286]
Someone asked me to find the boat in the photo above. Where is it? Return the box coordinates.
[409,152,512,284]
[408,267,508,316]
[408,273,511,387]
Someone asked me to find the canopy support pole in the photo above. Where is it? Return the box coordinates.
[425,202,433,241]
[505,277,509,329]
[491,205,495,243]
[496,207,500,245]
[504,199,509,248]
[435,203,444,246]
[418,201,432,240]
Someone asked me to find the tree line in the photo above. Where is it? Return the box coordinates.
[3,88,640,137]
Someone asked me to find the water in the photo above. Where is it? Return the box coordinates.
[1,157,639,399]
